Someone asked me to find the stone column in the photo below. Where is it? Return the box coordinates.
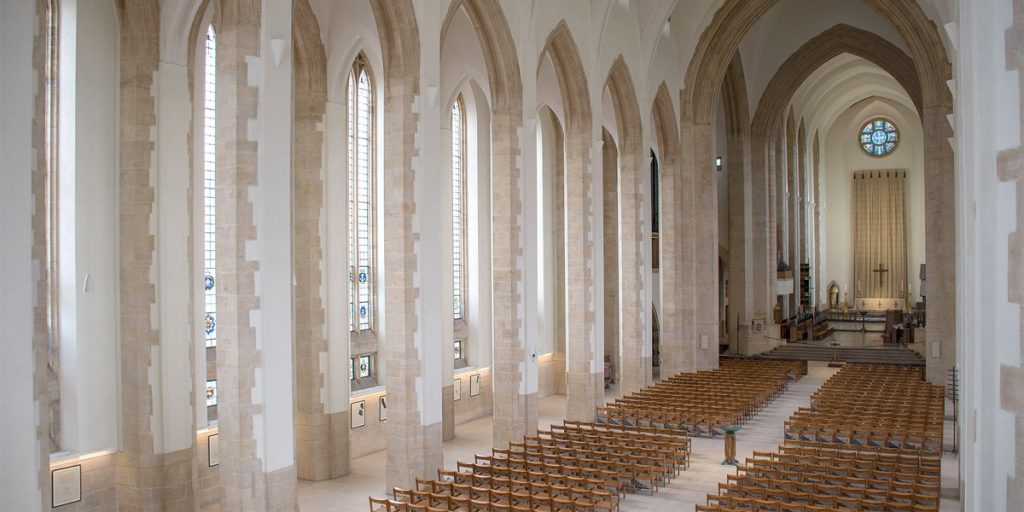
[377,0,444,492]
[749,134,774,353]
[602,130,620,388]
[564,127,600,422]
[292,4,347,480]
[214,1,298,509]
[684,119,720,370]
[1,2,45,507]
[798,122,808,282]
[786,116,801,316]
[812,132,822,307]
[923,105,956,385]
[727,129,753,354]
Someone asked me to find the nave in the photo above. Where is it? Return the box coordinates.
[310,362,957,511]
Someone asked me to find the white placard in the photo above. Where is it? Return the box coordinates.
[52,465,82,507]
[351,401,366,428]
[378,395,387,422]
[454,378,462,401]
[208,434,220,467]
[470,374,481,397]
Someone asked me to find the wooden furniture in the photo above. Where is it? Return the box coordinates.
[702,364,944,512]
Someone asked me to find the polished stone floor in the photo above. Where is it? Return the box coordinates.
[297,362,960,511]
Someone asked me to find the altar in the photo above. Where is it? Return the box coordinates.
[855,297,906,311]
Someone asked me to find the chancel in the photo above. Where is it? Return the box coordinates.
[1,1,1021,511]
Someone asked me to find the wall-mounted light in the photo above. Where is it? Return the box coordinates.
[715,155,723,172]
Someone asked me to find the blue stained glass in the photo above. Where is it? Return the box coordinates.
[359,270,368,283]
[859,118,898,157]
[204,313,216,336]
[359,303,369,320]
[205,274,215,290]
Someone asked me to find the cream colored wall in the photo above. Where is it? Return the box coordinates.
[822,98,925,305]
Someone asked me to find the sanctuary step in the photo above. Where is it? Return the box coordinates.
[757,343,925,366]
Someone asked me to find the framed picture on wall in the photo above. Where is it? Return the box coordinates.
[351,400,366,428]
[51,465,82,508]
[379,395,387,422]
[454,378,462,401]
[208,433,220,467]
[470,373,481,397]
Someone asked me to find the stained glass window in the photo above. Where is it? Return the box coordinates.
[203,26,217,348]
[206,380,218,407]
[358,355,372,379]
[859,118,898,157]
[348,59,375,333]
[452,97,466,320]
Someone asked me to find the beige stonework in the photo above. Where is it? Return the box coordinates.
[999,2,1024,506]
[602,128,620,386]
[291,0,347,483]
[722,53,754,355]
[605,57,648,397]
[653,84,686,378]
[542,21,601,422]
[31,0,56,507]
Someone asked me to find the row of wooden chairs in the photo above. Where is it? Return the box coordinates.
[437,467,622,501]
[386,476,618,512]
[549,422,692,469]
[707,482,939,511]
[598,361,801,437]
[700,364,945,512]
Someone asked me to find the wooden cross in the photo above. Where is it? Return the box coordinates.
[872,263,889,287]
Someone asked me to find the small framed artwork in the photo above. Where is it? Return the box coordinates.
[454,378,462,401]
[470,373,481,397]
[51,465,82,508]
[378,395,387,422]
[208,433,220,467]
[351,400,366,428]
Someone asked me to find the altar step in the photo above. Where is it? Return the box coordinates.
[757,343,925,366]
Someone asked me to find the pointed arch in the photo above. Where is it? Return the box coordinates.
[604,56,649,395]
[440,0,528,449]
[651,83,688,377]
[681,0,954,382]
[539,20,598,422]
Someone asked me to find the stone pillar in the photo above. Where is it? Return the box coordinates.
[923,105,956,385]
[798,122,808,278]
[564,126,600,421]
[612,95,649,397]
[377,0,444,492]
[1,2,45,507]
[786,115,801,316]
[683,119,720,370]
[214,1,298,509]
[655,89,687,379]
[292,3,348,481]
[727,129,753,354]
[812,132,822,307]
[749,134,774,353]
[602,130,620,388]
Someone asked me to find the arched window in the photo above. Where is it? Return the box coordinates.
[452,96,468,367]
[202,25,219,416]
[859,118,898,156]
[348,57,377,389]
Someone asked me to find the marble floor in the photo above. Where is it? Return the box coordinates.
[297,362,961,511]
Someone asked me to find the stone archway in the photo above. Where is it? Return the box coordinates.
[721,53,754,355]
[604,56,649,395]
[680,1,953,383]
[652,83,687,378]
[440,0,530,452]
[539,20,599,422]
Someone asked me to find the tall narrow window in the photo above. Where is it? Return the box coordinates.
[203,26,217,349]
[451,97,466,321]
[202,26,218,417]
[348,59,375,334]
